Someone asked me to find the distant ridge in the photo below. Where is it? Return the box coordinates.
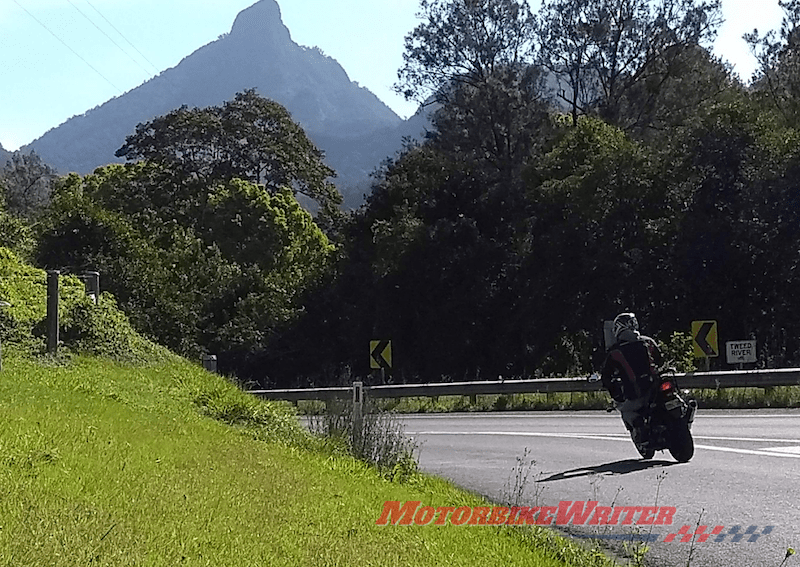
[25,0,428,207]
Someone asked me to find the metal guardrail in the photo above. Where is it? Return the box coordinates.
[249,368,800,402]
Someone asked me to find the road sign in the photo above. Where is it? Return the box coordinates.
[692,320,719,358]
[726,340,756,364]
[370,340,392,370]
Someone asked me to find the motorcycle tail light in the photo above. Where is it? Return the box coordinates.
[660,381,674,392]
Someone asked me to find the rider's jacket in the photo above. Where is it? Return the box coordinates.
[601,331,663,402]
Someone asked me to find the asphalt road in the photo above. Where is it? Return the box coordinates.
[397,409,800,567]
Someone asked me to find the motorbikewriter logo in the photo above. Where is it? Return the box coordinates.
[376,501,774,543]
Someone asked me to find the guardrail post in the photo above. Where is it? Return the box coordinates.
[202,354,217,373]
[81,271,100,304]
[352,381,363,448]
[46,270,60,354]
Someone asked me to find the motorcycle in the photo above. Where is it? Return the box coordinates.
[590,369,698,462]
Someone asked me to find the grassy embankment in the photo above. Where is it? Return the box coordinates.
[0,247,618,566]
[0,353,615,566]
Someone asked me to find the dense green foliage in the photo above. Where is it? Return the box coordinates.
[115,89,342,224]
[33,159,333,375]
[268,0,800,384]
[7,1,800,386]
[0,246,168,362]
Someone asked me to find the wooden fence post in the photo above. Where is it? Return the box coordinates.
[0,301,10,371]
[46,270,60,354]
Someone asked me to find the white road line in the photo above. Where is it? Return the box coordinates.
[399,412,800,419]
[693,444,800,459]
[692,435,800,443]
[758,446,800,454]
[406,431,800,444]
[405,431,800,459]
[406,431,626,441]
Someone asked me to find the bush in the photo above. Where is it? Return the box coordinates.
[0,246,168,363]
[60,292,169,363]
[0,247,48,352]
[0,209,34,258]
[193,383,311,447]
[659,331,698,372]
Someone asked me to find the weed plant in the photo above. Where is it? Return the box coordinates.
[306,398,419,482]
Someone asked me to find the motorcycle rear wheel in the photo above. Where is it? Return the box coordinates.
[668,422,694,462]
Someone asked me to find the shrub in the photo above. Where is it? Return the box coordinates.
[60,292,170,363]
[0,245,167,363]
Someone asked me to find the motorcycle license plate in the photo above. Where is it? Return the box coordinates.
[664,399,682,411]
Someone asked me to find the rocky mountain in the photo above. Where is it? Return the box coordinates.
[24,0,429,207]
[0,143,10,167]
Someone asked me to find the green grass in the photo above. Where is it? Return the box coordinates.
[0,350,618,566]
[690,386,800,409]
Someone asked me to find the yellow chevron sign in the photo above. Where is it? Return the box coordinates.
[692,320,719,358]
[370,340,392,370]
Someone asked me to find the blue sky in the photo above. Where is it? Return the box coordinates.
[0,0,786,151]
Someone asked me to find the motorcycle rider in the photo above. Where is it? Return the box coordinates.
[601,312,663,445]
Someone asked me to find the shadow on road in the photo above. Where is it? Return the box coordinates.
[538,459,677,482]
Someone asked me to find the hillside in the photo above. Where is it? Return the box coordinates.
[24,0,429,207]
[0,245,612,567]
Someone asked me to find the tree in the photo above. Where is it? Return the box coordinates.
[352,0,557,380]
[395,0,537,106]
[535,0,723,129]
[203,179,333,284]
[397,0,552,182]
[617,44,737,137]
[667,95,800,367]
[430,64,552,180]
[115,90,342,221]
[521,116,678,366]
[0,151,58,217]
[36,165,335,378]
[745,0,800,127]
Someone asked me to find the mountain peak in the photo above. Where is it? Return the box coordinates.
[24,0,425,207]
[230,0,290,43]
